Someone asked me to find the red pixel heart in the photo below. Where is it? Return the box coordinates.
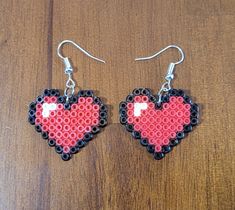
[28,89,107,160]
[119,88,199,159]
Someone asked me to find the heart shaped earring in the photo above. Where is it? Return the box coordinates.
[28,40,108,161]
[119,45,199,160]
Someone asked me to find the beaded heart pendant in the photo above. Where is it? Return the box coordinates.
[119,88,199,160]
[28,89,107,161]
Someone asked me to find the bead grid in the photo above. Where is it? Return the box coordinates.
[28,89,107,161]
[119,88,199,160]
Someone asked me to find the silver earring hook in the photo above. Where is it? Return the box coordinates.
[135,45,185,103]
[135,45,184,80]
[57,40,106,102]
[57,40,105,64]
[135,45,184,64]
[57,40,105,73]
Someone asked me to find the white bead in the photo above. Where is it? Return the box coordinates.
[42,103,57,118]
[134,103,147,117]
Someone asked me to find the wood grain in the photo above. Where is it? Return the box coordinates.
[0,0,234,209]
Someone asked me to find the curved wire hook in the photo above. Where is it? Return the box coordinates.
[135,45,184,65]
[135,45,185,82]
[57,40,106,64]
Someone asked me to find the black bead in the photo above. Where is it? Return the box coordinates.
[29,102,36,110]
[177,89,185,97]
[176,132,185,140]
[191,103,199,112]
[119,102,127,109]
[126,94,134,102]
[70,146,79,154]
[191,118,198,126]
[119,109,127,117]
[125,124,134,132]
[120,116,127,125]
[168,89,178,96]
[100,104,107,112]
[57,96,65,104]
[85,90,93,97]
[36,95,44,103]
[154,152,165,160]
[49,89,60,96]
[149,95,157,102]
[28,110,35,117]
[84,133,93,142]
[155,102,162,109]
[50,89,57,96]
[43,89,51,96]
[64,103,71,110]
[100,111,107,119]
[41,132,48,139]
[161,95,169,103]
[184,95,192,104]
[147,145,155,153]
[93,97,102,105]
[61,153,71,161]
[170,139,180,147]
[78,90,86,97]
[48,139,56,147]
[132,131,141,139]
[140,138,148,146]
[91,126,100,134]
[69,95,78,104]
[28,116,35,125]
[191,110,198,118]
[162,145,172,154]
[35,125,42,133]
[133,88,142,96]
[184,124,193,133]
[55,89,60,96]
[77,140,85,148]
[141,88,151,95]
[99,119,107,127]
[55,145,63,154]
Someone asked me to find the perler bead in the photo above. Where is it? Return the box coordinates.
[28,89,108,161]
[119,88,199,160]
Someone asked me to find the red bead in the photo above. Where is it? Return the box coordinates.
[78,97,85,104]
[42,125,48,132]
[50,96,57,103]
[86,97,93,104]
[36,104,42,110]
[57,104,64,110]
[63,146,70,153]
[56,139,63,146]
[44,96,50,103]
[49,131,56,139]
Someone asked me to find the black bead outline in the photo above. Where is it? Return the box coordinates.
[119,88,199,160]
[28,89,108,161]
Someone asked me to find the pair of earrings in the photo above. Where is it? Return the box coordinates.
[28,40,199,161]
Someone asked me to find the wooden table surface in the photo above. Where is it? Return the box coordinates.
[0,1,234,210]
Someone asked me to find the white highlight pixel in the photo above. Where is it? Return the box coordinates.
[42,103,57,118]
[134,103,148,117]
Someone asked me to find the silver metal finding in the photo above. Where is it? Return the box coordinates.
[57,40,106,101]
[135,45,185,103]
